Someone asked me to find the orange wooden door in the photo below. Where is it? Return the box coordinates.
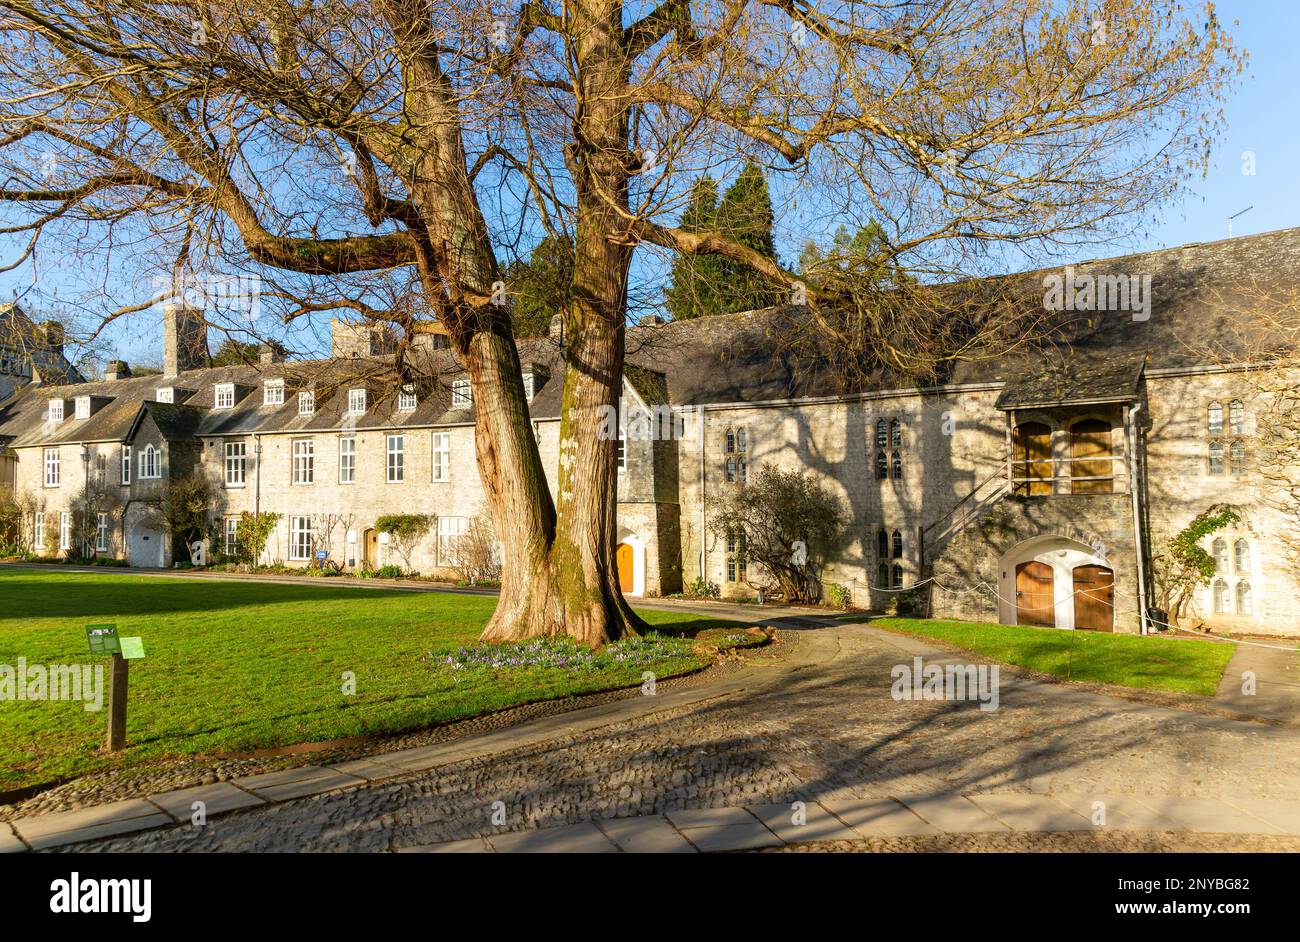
[1072,565,1114,631]
[1015,422,1053,495]
[1015,561,1056,627]
[616,543,634,593]
[1070,419,1113,494]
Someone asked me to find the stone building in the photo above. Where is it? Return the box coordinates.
[1,229,1297,636]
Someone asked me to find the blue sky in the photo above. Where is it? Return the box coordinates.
[3,0,1296,366]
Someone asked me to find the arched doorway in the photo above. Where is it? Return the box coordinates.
[1070,419,1113,494]
[1014,421,1053,495]
[616,543,634,594]
[1072,564,1114,631]
[1015,561,1055,626]
[362,528,379,568]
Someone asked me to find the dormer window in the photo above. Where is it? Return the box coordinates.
[215,383,235,409]
[74,397,90,420]
[397,385,418,411]
[156,388,174,404]
[298,391,315,416]
[264,379,285,406]
[48,400,63,422]
[347,388,367,415]
[451,380,472,408]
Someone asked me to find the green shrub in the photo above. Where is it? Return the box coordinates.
[824,582,851,609]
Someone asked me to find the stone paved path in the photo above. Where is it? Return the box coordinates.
[18,621,1297,853]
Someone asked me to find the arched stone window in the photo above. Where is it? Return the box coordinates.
[891,452,902,480]
[874,419,887,448]
[1229,400,1244,435]
[1235,580,1253,615]
[876,452,888,480]
[891,564,904,589]
[1229,440,1244,473]
[725,457,736,482]
[1234,539,1251,574]
[1207,401,1224,435]
[725,428,736,453]
[892,530,903,559]
[877,562,889,589]
[1211,538,1228,574]
[1208,441,1224,475]
[877,528,888,560]
[890,419,902,448]
[1213,578,1230,614]
[1014,421,1052,496]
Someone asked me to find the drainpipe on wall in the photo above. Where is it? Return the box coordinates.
[1127,402,1150,636]
[698,408,706,584]
[253,433,263,565]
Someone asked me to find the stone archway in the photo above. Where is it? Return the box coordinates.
[998,535,1112,629]
[615,529,646,597]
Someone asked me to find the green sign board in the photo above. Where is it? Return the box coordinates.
[119,637,146,660]
[85,624,120,655]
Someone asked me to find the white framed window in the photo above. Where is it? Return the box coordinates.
[1235,580,1253,616]
[437,515,467,564]
[225,441,247,486]
[264,380,285,406]
[224,517,239,556]
[292,439,315,484]
[347,388,367,415]
[1213,578,1230,614]
[386,434,404,483]
[289,515,313,561]
[121,445,131,485]
[94,452,107,486]
[432,432,451,482]
[156,387,175,404]
[59,511,71,551]
[1207,401,1224,435]
[48,399,64,422]
[96,513,109,552]
[339,436,356,484]
[1234,539,1251,575]
[451,380,472,408]
[298,391,315,416]
[617,397,627,473]
[1229,400,1245,435]
[215,383,235,409]
[74,396,90,420]
[138,444,160,479]
[522,372,536,402]
[397,385,418,411]
[43,447,60,486]
[34,512,45,549]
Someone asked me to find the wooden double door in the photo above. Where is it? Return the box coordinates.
[1015,560,1114,630]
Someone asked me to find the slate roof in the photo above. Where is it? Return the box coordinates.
[1,226,1297,447]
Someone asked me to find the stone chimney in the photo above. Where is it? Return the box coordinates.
[39,320,65,354]
[637,314,666,328]
[548,312,564,342]
[330,318,395,359]
[163,303,209,376]
[104,360,132,381]
[258,343,284,365]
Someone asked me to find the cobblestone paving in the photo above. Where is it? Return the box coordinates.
[66,625,1300,852]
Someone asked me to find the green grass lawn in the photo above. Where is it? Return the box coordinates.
[873,617,1235,696]
[0,569,741,790]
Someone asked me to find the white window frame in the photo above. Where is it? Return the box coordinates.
[121,445,131,485]
[224,517,239,556]
[96,513,109,552]
[298,391,315,416]
[339,436,356,484]
[138,443,161,479]
[59,511,71,551]
[43,447,60,486]
[522,372,536,402]
[451,380,472,408]
[74,396,90,420]
[289,515,313,561]
[48,399,64,422]
[347,388,367,415]
[155,387,175,404]
[432,432,451,482]
[215,383,235,409]
[397,385,418,411]
[34,512,45,549]
[264,379,285,406]
[292,438,315,485]
[386,434,405,483]
[437,516,467,565]
[225,441,247,486]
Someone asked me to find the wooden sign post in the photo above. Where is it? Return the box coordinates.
[86,625,145,752]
